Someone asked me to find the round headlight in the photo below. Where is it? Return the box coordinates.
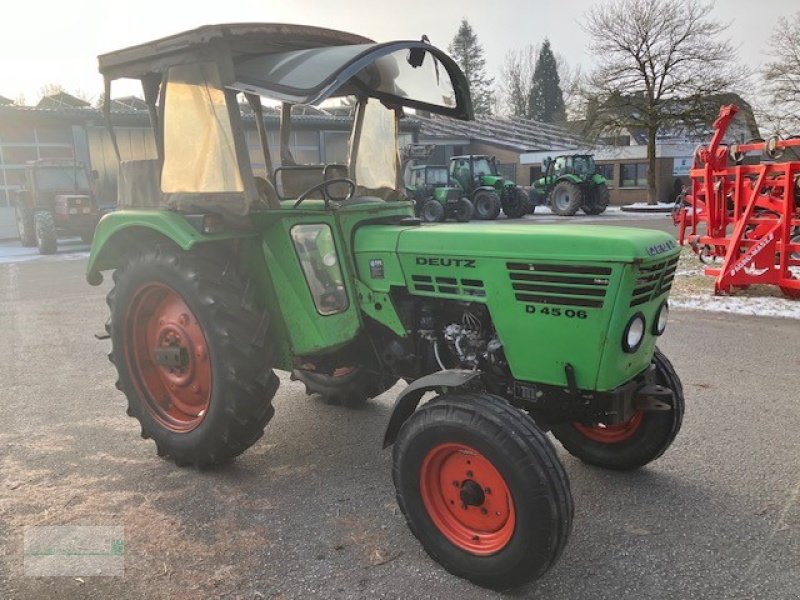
[623,313,646,353]
[653,301,669,336]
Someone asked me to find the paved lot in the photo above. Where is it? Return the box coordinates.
[1,213,798,599]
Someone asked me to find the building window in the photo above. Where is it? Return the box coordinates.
[620,163,648,187]
[596,163,614,186]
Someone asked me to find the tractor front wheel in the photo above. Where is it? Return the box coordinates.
[393,393,572,589]
[33,210,57,255]
[550,181,583,216]
[551,348,684,470]
[501,188,531,219]
[453,197,474,222]
[582,183,610,215]
[15,203,36,247]
[292,366,397,407]
[421,199,445,222]
[107,245,279,467]
[472,190,500,220]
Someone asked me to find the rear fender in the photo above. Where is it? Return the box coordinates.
[382,369,482,448]
[86,210,256,285]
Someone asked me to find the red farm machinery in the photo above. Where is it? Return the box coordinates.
[675,104,800,298]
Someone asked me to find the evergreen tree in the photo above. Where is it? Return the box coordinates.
[528,39,566,123]
[448,19,494,116]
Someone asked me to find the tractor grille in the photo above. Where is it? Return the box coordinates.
[629,256,679,307]
[411,275,486,298]
[506,262,611,308]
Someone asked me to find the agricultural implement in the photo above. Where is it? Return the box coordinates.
[676,104,800,298]
[87,24,685,589]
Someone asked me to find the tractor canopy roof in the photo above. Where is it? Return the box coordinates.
[98,23,473,119]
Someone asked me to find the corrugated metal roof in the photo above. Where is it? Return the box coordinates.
[412,114,587,152]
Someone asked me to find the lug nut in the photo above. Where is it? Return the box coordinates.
[179,313,189,325]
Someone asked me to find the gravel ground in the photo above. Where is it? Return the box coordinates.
[0,227,798,599]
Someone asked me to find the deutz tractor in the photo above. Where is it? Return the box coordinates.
[530,154,610,216]
[449,155,529,218]
[405,164,474,222]
[87,24,684,589]
[12,159,99,254]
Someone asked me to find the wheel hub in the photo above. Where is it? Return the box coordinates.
[458,479,485,507]
[419,443,515,555]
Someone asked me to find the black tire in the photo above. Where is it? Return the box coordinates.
[551,348,684,471]
[292,366,397,407]
[549,181,583,216]
[453,197,474,222]
[33,210,57,255]
[107,244,279,467]
[393,393,573,590]
[528,188,545,211]
[501,187,532,219]
[15,203,36,247]
[582,183,610,215]
[421,199,445,223]
[472,190,501,220]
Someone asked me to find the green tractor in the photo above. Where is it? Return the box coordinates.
[87,24,684,589]
[530,154,610,216]
[449,154,527,219]
[405,164,473,222]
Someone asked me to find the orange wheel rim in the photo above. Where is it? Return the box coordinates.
[573,410,644,444]
[419,443,515,555]
[123,283,212,432]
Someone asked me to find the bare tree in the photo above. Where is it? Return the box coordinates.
[499,46,536,118]
[762,11,800,133]
[583,0,741,204]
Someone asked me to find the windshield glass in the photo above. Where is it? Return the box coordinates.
[472,158,493,177]
[35,166,90,192]
[573,156,595,176]
[355,49,455,110]
[426,168,448,185]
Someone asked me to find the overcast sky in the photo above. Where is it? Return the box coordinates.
[1,0,797,104]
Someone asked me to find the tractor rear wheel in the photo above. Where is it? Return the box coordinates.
[582,183,610,215]
[551,348,684,470]
[501,187,531,219]
[15,203,36,247]
[421,199,445,222]
[393,393,572,589]
[453,198,474,222]
[33,211,57,255]
[550,181,583,216]
[472,190,501,220]
[292,366,397,407]
[107,245,279,467]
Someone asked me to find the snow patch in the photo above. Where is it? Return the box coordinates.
[622,202,675,210]
[672,294,800,320]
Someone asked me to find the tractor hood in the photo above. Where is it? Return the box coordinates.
[393,223,677,264]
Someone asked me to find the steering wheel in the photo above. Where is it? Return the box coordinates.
[293,177,357,208]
